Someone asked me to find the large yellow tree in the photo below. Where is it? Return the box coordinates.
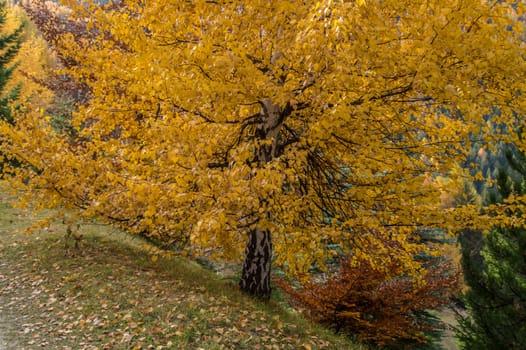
[3,0,525,298]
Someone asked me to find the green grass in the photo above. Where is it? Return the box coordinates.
[0,190,367,350]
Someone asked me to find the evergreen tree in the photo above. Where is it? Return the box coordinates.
[0,1,22,126]
[456,180,485,280]
[456,151,526,349]
[0,1,23,174]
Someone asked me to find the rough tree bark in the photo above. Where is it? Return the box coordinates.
[240,228,273,299]
[239,99,284,299]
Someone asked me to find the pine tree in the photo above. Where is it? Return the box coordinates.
[0,1,22,125]
[456,151,526,349]
[0,1,23,173]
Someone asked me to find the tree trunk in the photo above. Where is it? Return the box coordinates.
[240,227,272,299]
[239,99,283,300]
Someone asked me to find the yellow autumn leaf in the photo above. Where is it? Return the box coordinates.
[1,0,525,298]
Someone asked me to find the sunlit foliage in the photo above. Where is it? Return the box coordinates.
[2,0,526,297]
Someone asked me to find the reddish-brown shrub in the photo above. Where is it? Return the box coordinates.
[276,256,460,348]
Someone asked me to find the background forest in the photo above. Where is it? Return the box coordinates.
[0,1,526,349]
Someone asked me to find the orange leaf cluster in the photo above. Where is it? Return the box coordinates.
[277,256,460,348]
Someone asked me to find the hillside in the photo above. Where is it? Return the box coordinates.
[0,189,366,350]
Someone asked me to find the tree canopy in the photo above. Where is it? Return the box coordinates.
[2,0,526,297]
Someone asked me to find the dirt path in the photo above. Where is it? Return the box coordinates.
[0,292,19,349]
[0,319,6,350]
[0,266,10,350]
[0,314,14,350]
[439,308,460,350]
[0,264,21,350]
[0,312,23,350]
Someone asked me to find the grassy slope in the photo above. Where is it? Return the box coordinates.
[0,191,366,350]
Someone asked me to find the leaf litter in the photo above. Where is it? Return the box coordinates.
[0,201,361,350]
